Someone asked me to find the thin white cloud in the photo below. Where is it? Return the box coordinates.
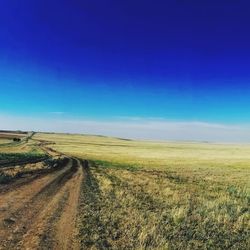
[0,114,250,143]
[48,112,65,115]
[114,116,166,121]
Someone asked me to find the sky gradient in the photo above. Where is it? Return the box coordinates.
[1,1,250,141]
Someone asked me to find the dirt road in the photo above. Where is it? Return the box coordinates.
[0,158,83,250]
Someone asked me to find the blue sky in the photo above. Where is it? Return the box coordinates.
[1,1,250,141]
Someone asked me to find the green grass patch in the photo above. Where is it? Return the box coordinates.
[0,173,12,184]
[0,152,48,167]
[90,159,141,171]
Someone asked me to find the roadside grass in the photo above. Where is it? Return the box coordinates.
[0,151,49,184]
[0,172,13,184]
[34,133,250,249]
[78,163,249,249]
[0,138,44,154]
[0,155,67,185]
[0,152,47,167]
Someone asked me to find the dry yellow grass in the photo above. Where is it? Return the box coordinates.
[0,139,12,145]
[33,132,249,249]
[34,132,250,186]
[0,139,43,154]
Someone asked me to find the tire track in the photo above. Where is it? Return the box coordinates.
[0,158,80,250]
[38,159,83,250]
[0,157,69,194]
[54,159,83,250]
[0,158,70,221]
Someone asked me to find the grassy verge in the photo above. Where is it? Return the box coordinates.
[78,162,249,249]
[0,157,68,184]
[0,152,48,167]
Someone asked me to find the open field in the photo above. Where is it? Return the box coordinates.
[0,139,12,145]
[0,131,249,249]
[0,133,23,145]
[0,131,27,141]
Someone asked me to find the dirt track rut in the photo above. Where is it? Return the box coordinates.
[0,158,83,250]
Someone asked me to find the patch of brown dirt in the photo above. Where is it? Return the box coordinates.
[0,158,83,250]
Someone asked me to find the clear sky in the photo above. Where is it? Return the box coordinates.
[1,1,250,141]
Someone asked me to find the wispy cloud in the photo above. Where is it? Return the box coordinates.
[113,116,166,121]
[0,114,250,143]
[48,112,65,115]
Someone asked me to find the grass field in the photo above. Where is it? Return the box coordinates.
[0,139,12,145]
[0,131,249,249]
[0,133,24,145]
[32,132,250,249]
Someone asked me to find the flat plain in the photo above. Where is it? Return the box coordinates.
[0,131,249,249]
